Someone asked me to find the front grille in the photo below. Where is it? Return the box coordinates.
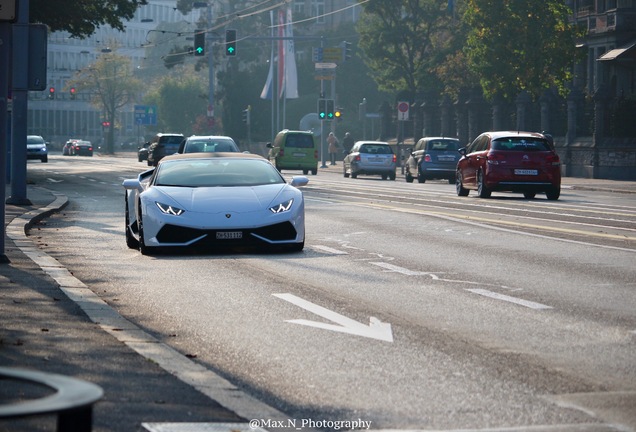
[156,221,297,246]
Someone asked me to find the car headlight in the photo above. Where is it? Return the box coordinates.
[269,199,293,214]
[155,202,185,216]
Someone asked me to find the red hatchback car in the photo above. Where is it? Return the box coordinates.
[456,131,561,200]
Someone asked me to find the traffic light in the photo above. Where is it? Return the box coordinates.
[194,29,205,56]
[48,87,55,99]
[326,99,335,120]
[335,107,343,121]
[318,99,335,120]
[225,29,237,56]
[340,41,352,61]
[242,105,251,124]
[70,87,76,100]
[318,99,327,119]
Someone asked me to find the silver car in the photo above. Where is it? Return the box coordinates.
[177,135,239,154]
[343,141,396,180]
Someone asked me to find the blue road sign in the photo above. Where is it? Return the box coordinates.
[134,105,157,125]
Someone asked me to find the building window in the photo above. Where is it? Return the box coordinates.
[313,0,325,24]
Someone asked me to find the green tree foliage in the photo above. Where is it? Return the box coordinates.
[356,0,454,97]
[67,52,142,153]
[31,0,147,38]
[143,73,208,135]
[463,0,582,101]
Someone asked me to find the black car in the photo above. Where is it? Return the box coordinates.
[73,140,94,156]
[147,133,184,166]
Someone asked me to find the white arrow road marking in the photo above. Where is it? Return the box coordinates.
[46,178,64,183]
[273,293,394,342]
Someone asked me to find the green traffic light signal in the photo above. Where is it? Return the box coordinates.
[225,29,237,56]
[194,30,205,56]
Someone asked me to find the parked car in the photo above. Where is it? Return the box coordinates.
[147,133,184,166]
[122,153,308,255]
[26,135,48,162]
[343,141,396,180]
[405,137,460,184]
[266,130,318,175]
[456,131,561,200]
[138,142,150,162]
[177,135,239,154]
[73,140,94,156]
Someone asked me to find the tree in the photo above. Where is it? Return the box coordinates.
[356,0,455,98]
[67,52,143,153]
[143,71,208,135]
[31,0,147,38]
[463,0,583,101]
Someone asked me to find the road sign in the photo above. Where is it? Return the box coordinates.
[321,47,343,62]
[397,101,409,121]
[0,0,16,21]
[134,105,157,125]
[315,63,337,70]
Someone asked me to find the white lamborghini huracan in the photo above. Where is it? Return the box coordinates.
[123,153,308,255]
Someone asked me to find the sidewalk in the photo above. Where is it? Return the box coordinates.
[1,177,634,431]
[0,186,260,431]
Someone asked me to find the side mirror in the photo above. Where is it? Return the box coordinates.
[458,147,467,156]
[290,176,309,187]
[266,142,273,148]
[122,179,143,191]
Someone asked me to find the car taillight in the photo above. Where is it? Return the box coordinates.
[354,155,361,162]
[314,150,319,159]
[392,154,397,163]
[546,153,560,166]
[279,149,284,157]
[88,147,93,151]
[424,154,432,162]
[487,152,506,165]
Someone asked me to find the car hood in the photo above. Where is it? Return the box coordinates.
[152,184,291,213]
[27,144,46,149]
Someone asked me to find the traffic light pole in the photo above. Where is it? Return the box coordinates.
[206,4,215,131]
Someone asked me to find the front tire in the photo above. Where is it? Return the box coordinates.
[137,209,156,256]
[456,172,469,196]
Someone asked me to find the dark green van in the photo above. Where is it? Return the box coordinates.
[267,130,318,175]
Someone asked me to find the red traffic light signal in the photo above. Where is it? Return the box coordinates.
[70,87,76,99]
[102,121,111,127]
[48,87,55,99]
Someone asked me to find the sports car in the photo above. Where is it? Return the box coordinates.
[123,153,308,255]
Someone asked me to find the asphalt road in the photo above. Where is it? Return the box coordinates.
[24,154,636,431]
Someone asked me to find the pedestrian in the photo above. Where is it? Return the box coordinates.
[327,132,339,165]
[342,132,354,154]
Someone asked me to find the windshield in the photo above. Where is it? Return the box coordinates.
[492,137,551,151]
[154,158,284,187]
[27,136,45,145]
[184,138,238,153]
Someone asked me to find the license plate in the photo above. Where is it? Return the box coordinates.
[293,152,306,157]
[438,155,455,161]
[368,157,382,163]
[515,169,538,175]
[216,231,242,240]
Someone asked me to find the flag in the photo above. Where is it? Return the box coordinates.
[260,11,275,100]
[277,10,285,99]
[282,6,299,99]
